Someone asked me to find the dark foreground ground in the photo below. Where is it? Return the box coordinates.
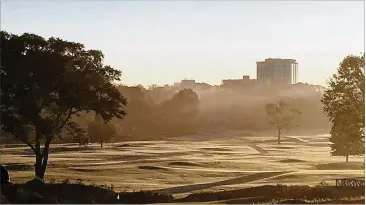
[0,182,364,204]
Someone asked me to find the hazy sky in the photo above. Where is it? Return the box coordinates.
[2,1,364,87]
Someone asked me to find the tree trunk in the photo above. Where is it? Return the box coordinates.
[34,154,43,179]
[346,155,349,163]
[34,129,43,179]
[40,140,50,179]
[100,141,103,148]
[33,134,51,180]
[277,128,282,144]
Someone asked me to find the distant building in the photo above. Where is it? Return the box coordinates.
[195,82,212,90]
[257,58,298,85]
[222,75,263,88]
[180,79,196,89]
[242,75,250,81]
[174,79,212,90]
[222,79,246,87]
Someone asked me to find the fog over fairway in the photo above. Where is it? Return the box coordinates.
[1,130,363,195]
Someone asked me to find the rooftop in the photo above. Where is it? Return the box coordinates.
[257,58,297,63]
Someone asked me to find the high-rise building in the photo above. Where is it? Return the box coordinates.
[257,58,298,84]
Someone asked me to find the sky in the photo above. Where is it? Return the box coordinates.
[1,1,364,87]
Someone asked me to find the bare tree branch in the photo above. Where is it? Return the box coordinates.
[58,108,83,130]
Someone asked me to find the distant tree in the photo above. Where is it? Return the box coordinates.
[148,84,159,90]
[88,115,116,147]
[117,86,153,137]
[119,86,147,103]
[165,88,200,118]
[136,84,145,90]
[321,54,365,162]
[0,31,127,179]
[160,89,200,136]
[265,101,301,144]
[146,86,174,104]
[64,121,89,147]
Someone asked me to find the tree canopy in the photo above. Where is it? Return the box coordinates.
[0,31,127,179]
[321,54,365,162]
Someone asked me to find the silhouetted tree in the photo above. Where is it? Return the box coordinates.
[88,115,116,147]
[160,89,200,136]
[265,101,301,144]
[116,86,153,137]
[147,86,175,104]
[321,54,365,162]
[148,84,159,90]
[0,31,127,179]
[64,121,89,147]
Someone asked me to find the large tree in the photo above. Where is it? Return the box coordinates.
[0,31,127,179]
[321,54,364,162]
[265,101,301,144]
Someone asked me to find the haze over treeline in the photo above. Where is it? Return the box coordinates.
[29,82,329,143]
